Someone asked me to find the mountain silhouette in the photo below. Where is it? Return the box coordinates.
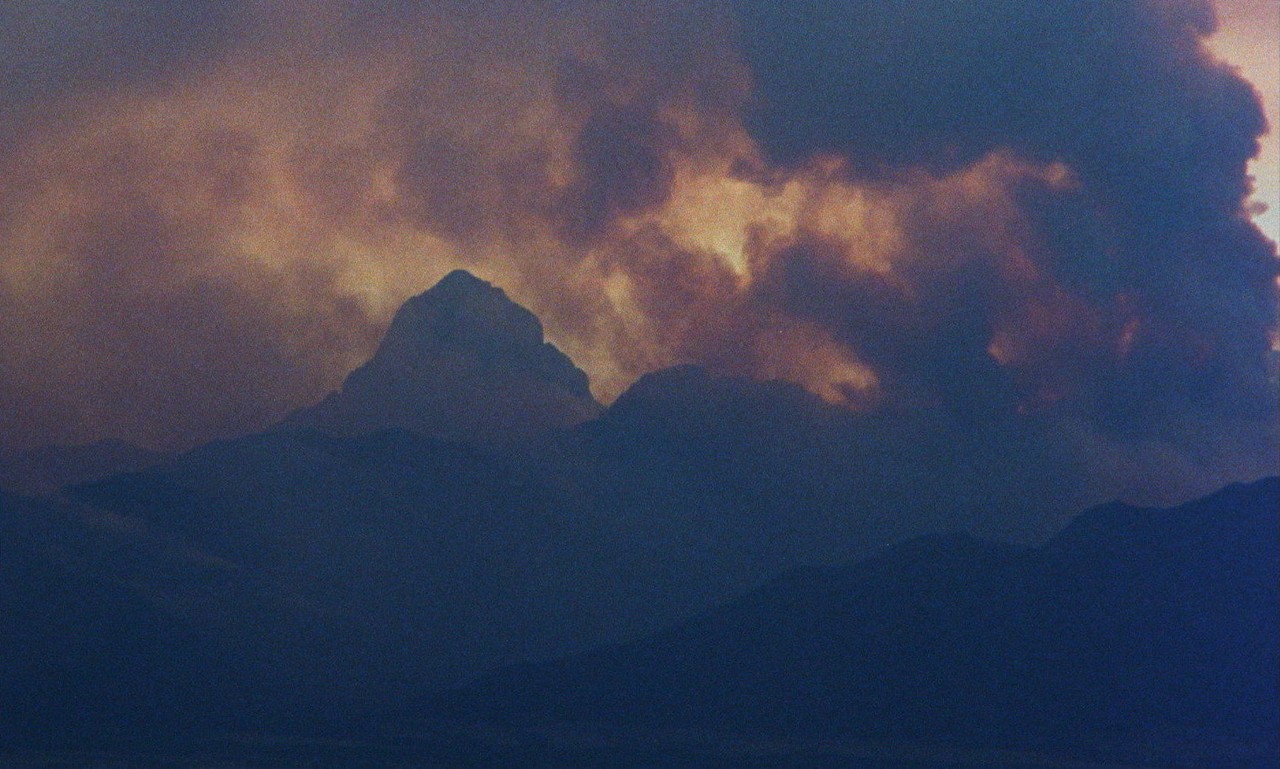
[0,440,168,496]
[51,365,962,715]
[2,273,1274,766]
[0,489,269,744]
[10,475,1274,764]
[279,270,602,443]
[437,477,1279,767]
[62,423,797,708]
[26,363,971,741]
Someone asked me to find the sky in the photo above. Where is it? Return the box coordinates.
[1208,0,1279,241]
[0,0,1275,508]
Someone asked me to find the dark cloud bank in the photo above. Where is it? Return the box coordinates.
[734,0,1275,420]
[0,3,1277,760]
[728,0,1280,510]
[0,0,1275,521]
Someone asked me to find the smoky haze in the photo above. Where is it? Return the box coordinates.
[0,0,1274,516]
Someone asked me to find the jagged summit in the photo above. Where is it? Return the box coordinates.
[376,270,591,398]
[279,270,601,443]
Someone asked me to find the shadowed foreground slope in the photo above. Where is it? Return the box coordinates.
[436,478,1279,768]
[1,271,1273,768]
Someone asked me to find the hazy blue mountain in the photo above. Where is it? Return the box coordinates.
[56,362,1018,717]
[0,440,168,495]
[66,426,795,705]
[436,477,1279,768]
[8,477,1273,765]
[4,271,1272,766]
[278,270,602,444]
[522,363,1081,569]
[0,489,269,745]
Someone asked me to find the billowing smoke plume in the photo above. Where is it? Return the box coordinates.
[0,0,1274,514]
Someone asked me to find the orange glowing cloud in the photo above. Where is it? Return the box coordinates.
[0,0,1274,491]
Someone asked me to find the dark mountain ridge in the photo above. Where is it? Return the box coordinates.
[0,440,168,496]
[278,270,602,443]
[435,477,1279,767]
[1,272,1274,767]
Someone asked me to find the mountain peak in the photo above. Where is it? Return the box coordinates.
[382,270,555,375]
[279,270,601,443]
[399,269,515,328]
[429,268,506,299]
[608,365,831,424]
[435,268,496,291]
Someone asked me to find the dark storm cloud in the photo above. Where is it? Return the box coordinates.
[731,0,1259,182]
[557,106,681,241]
[753,235,1013,415]
[0,1,244,104]
[730,0,1277,440]
[0,0,1272,514]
